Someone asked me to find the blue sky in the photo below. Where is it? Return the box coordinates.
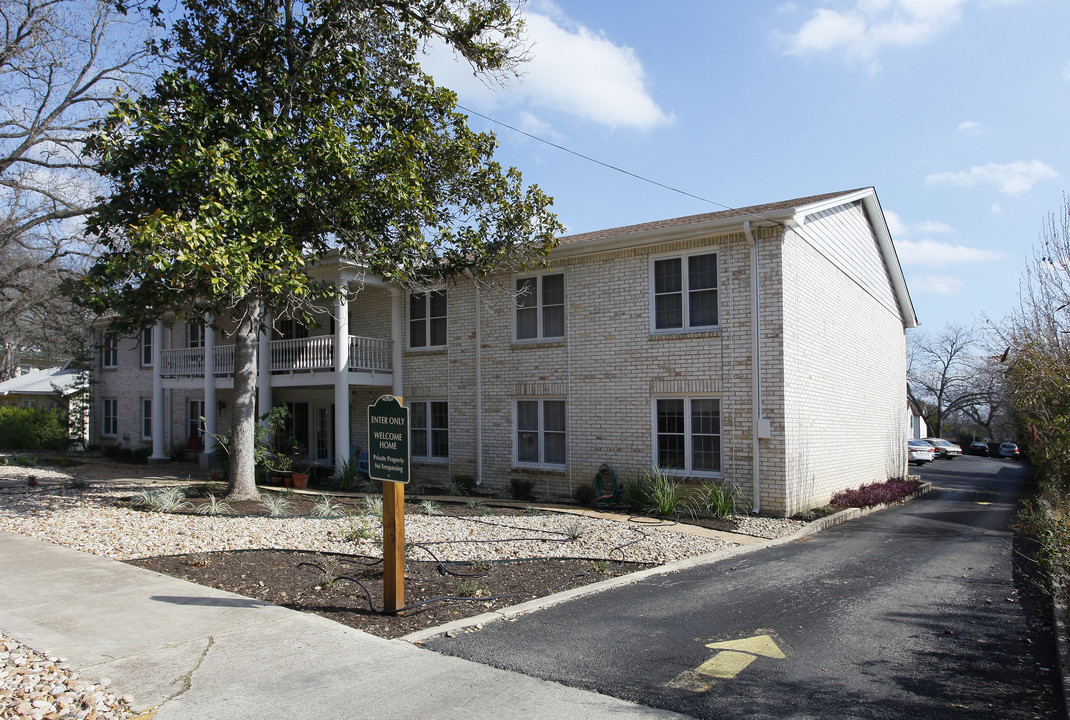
[422,0,1070,334]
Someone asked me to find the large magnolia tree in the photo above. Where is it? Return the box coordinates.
[77,0,562,500]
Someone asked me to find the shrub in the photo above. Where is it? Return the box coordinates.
[450,474,477,495]
[683,482,740,519]
[830,478,921,509]
[624,475,651,512]
[0,407,71,451]
[573,484,597,506]
[510,478,535,500]
[646,466,680,516]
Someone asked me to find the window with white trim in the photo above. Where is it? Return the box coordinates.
[515,274,564,341]
[141,398,152,440]
[515,399,566,467]
[102,334,118,369]
[651,252,718,332]
[654,398,721,473]
[188,322,204,349]
[141,328,153,367]
[409,291,447,349]
[102,398,118,437]
[410,400,448,459]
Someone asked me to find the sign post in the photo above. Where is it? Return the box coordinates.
[368,395,409,613]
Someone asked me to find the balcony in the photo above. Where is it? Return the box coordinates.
[161,335,392,378]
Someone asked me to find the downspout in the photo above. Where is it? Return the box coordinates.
[744,220,762,514]
[470,274,483,487]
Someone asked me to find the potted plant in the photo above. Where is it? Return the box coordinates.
[290,446,310,489]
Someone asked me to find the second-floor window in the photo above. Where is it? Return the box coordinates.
[409,291,447,349]
[652,252,718,332]
[102,334,118,369]
[188,322,204,349]
[141,328,153,367]
[516,273,564,341]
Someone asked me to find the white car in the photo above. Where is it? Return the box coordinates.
[908,439,936,465]
[924,437,962,459]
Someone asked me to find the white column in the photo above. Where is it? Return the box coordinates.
[334,294,350,476]
[258,311,272,425]
[390,287,403,396]
[203,317,217,459]
[149,322,167,461]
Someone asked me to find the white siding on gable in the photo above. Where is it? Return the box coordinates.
[796,202,899,318]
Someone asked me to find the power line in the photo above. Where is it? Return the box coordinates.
[457,104,735,211]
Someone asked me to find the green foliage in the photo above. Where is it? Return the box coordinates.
[332,458,361,491]
[560,517,587,541]
[646,466,681,517]
[133,487,194,513]
[360,495,384,522]
[683,482,741,519]
[510,478,535,500]
[624,475,651,513]
[0,407,71,452]
[419,499,441,516]
[450,474,478,496]
[343,515,377,543]
[573,484,597,507]
[14,454,38,467]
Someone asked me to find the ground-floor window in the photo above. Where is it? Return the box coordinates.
[654,397,721,474]
[102,398,118,437]
[188,400,205,442]
[410,400,448,460]
[141,398,152,440]
[515,399,566,467]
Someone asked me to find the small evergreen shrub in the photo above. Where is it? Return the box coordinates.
[510,478,535,500]
[0,407,71,451]
[573,484,597,506]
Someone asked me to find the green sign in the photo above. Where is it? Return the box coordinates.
[368,395,409,483]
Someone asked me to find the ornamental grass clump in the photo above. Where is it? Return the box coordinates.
[830,478,921,509]
[195,494,233,516]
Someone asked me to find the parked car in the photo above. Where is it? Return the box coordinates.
[966,441,990,457]
[923,437,962,459]
[908,439,936,465]
[998,442,1020,459]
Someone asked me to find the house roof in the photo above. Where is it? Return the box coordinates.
[0,365,86,397]
[552,187,918,329]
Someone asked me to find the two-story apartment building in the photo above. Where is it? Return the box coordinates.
[90,187,917,516]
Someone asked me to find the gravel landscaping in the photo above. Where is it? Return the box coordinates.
[0,458,808,718]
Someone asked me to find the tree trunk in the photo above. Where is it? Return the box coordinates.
[226,295,263,501]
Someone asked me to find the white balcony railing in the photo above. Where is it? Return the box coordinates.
[160,335,391,378]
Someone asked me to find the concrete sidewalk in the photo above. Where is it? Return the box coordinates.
[0,531,686,719]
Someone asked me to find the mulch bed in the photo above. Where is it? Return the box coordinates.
[128,549,650,639]
[126,492,652,639]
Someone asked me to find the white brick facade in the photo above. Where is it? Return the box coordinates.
[90,188,916,516]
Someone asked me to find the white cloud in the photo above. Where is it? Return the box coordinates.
[957,120,982,135]
[776,0,967,62]
[897,238,1001,265]
[885,210,955,237]
[911,274,966,295]
[421,4,673,131]
[925,160,1059,195]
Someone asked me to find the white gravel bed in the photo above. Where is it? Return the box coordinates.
[0,633,135,720]
[0,485,738,564]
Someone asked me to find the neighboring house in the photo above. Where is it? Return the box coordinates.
[908,398,928,440]
[0,362,90,445]
[88,187,917,517]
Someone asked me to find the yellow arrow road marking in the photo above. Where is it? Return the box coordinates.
[695,650,757,678]
[707,634,786,659]
[669,632,788,692]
